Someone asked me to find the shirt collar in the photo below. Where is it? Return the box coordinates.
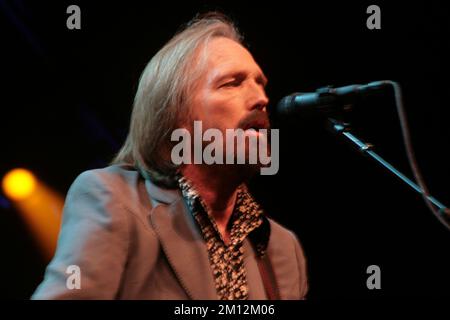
[177,175,270,256]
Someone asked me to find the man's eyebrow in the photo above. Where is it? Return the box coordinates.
[212,71,268,86]
[212,71,245,84]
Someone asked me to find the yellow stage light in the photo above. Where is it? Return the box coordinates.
[2,168,63,261]
[2,168,37,201]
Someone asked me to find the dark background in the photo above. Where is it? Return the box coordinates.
[1,0,449,299]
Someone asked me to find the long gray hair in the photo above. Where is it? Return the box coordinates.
[112,13,243,187]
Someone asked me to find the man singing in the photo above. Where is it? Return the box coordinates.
[32,12,308,300]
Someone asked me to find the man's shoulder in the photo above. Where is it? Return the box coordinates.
[265,217,308,290]
[268,218,303,255]
[71,164,140,190]
[67,164,148,208]
[267,218,295,239]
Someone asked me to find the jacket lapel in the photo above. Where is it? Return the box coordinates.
[149,195,218,300]
[142,178,285,300]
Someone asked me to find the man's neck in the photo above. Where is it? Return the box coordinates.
[180,164,246,243]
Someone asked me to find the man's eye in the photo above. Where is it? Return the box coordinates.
[221,80,241,88]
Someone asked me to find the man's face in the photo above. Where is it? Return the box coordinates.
[189,37,270,136]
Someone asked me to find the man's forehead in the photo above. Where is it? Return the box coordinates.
[202,37,266,81]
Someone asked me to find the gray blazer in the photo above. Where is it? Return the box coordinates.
[32,164,308,299]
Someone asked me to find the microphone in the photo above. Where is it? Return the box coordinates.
[276,81,391,118]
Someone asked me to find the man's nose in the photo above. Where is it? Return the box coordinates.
[248,82,269,111]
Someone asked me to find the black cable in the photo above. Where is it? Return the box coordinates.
[388,80,450,231]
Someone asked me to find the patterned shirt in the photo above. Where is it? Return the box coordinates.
[178,176,270,300]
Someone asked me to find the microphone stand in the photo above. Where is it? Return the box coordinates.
[328,118,450,218]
